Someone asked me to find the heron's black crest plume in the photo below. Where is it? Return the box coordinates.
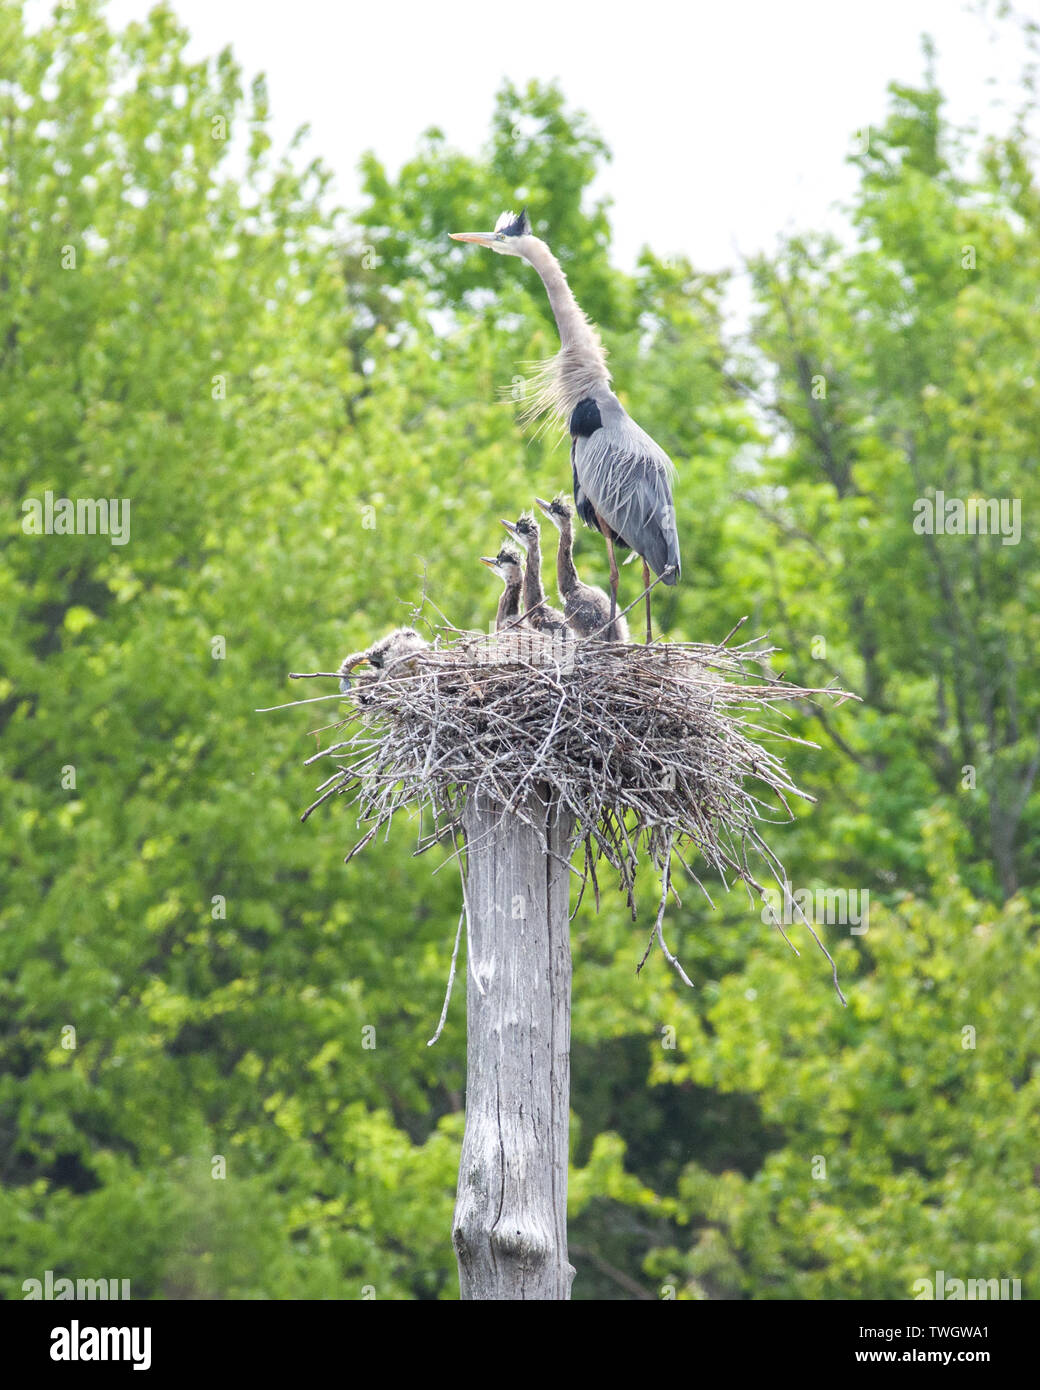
[494,208,532,238]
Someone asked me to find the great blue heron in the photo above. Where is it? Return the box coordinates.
[535,493,629,643]
[450,209,680,642]
[479,543,525,631]
[338,627,429,695]
[500,511,570,635]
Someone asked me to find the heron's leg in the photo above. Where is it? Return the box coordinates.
[604,534,619,623]
[642,558,653,644]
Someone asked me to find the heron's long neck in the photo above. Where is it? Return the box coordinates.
[523,540,546,611]
[556,519,579,595]
[497,580,521,629]
[522,239,610,419]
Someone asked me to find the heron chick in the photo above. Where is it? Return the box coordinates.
[338,627,429,695]
[500,512,570,636]
[451,210,680,642]
[535,493,629,643]
[479,544,525,632]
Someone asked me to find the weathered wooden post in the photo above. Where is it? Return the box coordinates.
[452,787,575,1300]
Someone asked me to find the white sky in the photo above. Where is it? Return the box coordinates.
[39,1,1038,273]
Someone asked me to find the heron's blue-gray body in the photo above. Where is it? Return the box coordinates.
[568,390,681,584]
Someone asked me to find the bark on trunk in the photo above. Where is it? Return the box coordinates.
[453,786,576,1300]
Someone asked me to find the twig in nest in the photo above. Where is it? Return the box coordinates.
[637,835,694,987]
[427,907,465,1046]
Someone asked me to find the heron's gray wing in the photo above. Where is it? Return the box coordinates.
[570,440,601,535]
[573,396,681,582]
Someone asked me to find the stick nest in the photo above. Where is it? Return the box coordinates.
[288,622,855,1001]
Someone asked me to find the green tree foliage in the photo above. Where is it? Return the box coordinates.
[0,0,1036,1299]
[740,71,1040,903]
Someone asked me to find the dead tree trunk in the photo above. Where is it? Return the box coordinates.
[452,786,576,1300]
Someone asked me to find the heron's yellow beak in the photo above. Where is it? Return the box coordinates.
[450,231,497,247]
[478,556,498,568]
[339,652,371,675]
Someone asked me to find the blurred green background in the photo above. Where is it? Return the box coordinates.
[1,0,1038,1299]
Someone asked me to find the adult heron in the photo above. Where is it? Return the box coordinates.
[535,493,629,643]
[479,543,525,632]
[500,511,570,636]
[450,209,680,642]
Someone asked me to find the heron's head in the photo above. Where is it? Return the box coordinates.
[480,544,523,586]
[535,493,573,530]
[450,208,533,258]
[500,511,539,551]
[337,627,426,692]
[367,627,426,670]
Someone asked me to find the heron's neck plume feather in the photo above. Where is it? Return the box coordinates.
[519,238,610,425]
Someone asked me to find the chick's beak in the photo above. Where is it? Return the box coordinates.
[338,655,371,693]
[500,519,519,537]
[478,556,497,568]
